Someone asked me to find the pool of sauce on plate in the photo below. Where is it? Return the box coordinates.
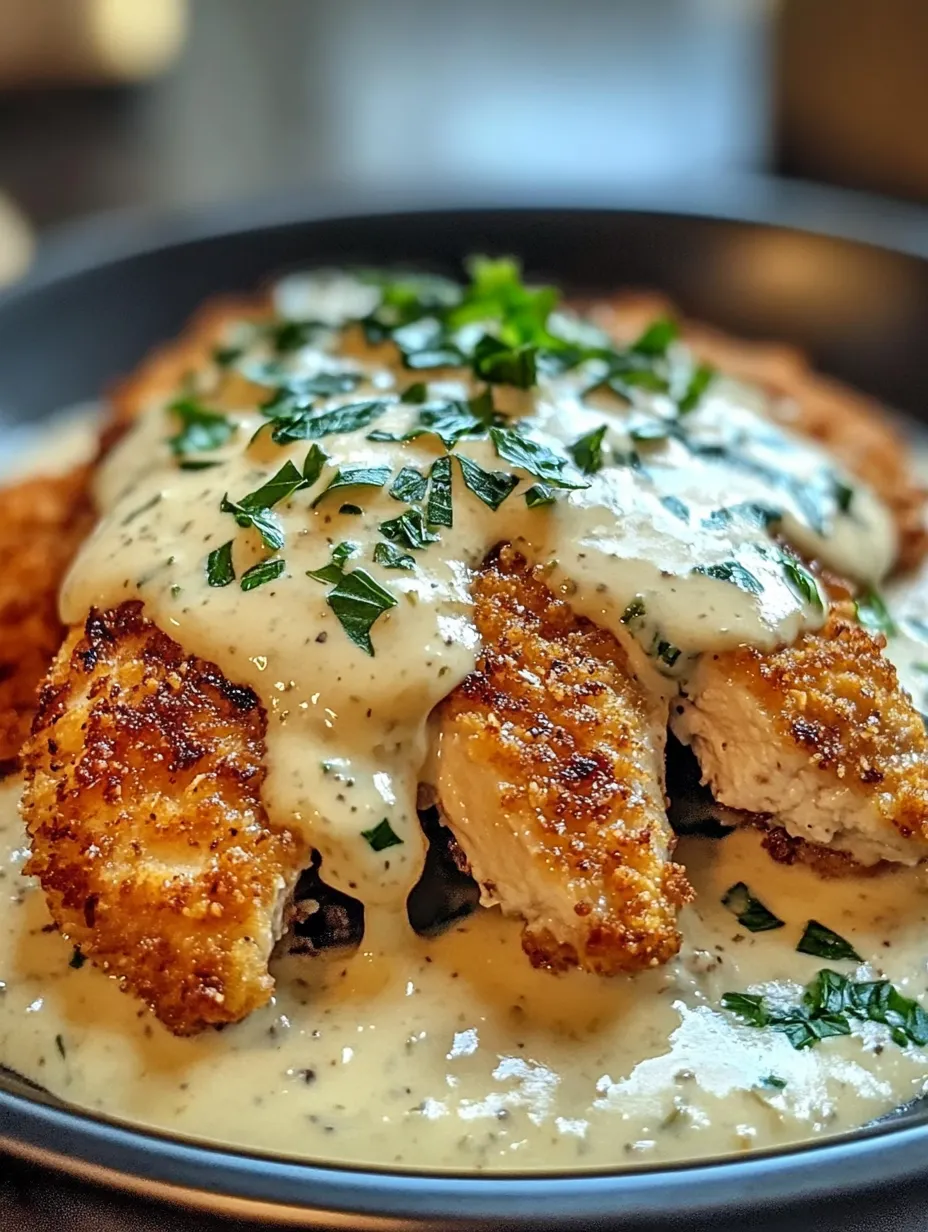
[0,272,925,1172]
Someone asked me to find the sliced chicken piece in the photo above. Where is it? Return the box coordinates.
[435,547,693,975]
[672,607,928,867]
[0,465,94,765]
[22,601,307,1035]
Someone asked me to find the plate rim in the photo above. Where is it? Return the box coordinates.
[4,184,928,1223]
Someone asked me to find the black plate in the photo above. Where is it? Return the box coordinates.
[3,183,928,1230]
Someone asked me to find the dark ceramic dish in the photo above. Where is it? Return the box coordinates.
[3,184,928,1230]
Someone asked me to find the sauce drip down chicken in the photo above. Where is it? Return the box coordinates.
[10,259,928,1034]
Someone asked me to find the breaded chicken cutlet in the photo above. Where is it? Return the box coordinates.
[0,465,94,765]
[436,547,692,974]
[12,266,928,1036]
[22,601,306,1034]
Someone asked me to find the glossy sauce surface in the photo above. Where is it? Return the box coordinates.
[2,270,925,1174]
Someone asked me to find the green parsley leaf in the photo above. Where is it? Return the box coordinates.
[326,568,397,655]
[457,455,519,510]
[379,508,440,551]
[360,818,404,852]
[693,561,764,596]
[306,541,359,584]
[238,460,307,510]
[400,382,429,404]
[69,947,86,970]
[721,992,768,1028]
[654,639,681,668]
[240,557,286,592]
[780,554,824,612]
[373,542,415,570]
[490,427,589,489]
[261,371,363,414]
[178,459,221,471]
[266,319,325,353]
[569,424,609,475]
[621,597,646,624]
[220,497,284,552]
[855,588,897,638]
[311,465,391,508]
[630,316,678,358]
[302,443,329,486]
[271,400,390,444]
[390,466,428,503]
[213,344,244,367]
[168,398,236,458]
[524,483,557,508]
[660,495,690,522]
[678,363,715,415]
[722,882,785,933]
[757,1075,787,1092]
[426,456,453,527]
[797,920,862,962]
[206,540,236,588]
[472,334,537,389]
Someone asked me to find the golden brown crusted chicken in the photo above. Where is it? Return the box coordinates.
[22,601,306,1035]
[436,548,693,973]
[673,608,928,868]
[11,278,928,1038]
[0,466,94,764]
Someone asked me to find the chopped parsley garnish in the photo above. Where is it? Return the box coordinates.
[361,818,404,852]
[426,456,453,528]
[373,542,415,570]
[797,920,862,962]
[206,540,236,587]
[266,318,326,353]
[630,316,678,358]
[722,882,784,933]
[213,344,244,367]
[569,424,608,475]
[390,466,428,503]
[168,398,236,457]
[694,560,764,596]
[261,371,363,414]
[271,400,390,444]
[307,541,358,584]
[524,483,557,508]
[240,557,285,591]
[629,420,670,444]
[237,460,307,510]
[722,968,928,1051]
[490,427,588,489]
[68,947,85,970]
[326,568,397,655]
[379,508,440,551]
[311,464,391,508]
[220,497,284,551]
[677,363,715,415]
[178,459,221,471]
[302,443,329,486]
[400,382,429,404]
[621,597,646,624]
[757,1074,787,1092]
[654,639,681,669]
[780,554,824,612]
[660,495,690,522]
[855,588,897,638]
[457,455,519,510]
[472,334,537,389]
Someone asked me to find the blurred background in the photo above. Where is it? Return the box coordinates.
[0,0,925,284]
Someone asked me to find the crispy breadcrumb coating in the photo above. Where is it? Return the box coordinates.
[674,607,928,866]
[0,466,94,765]
[22,601,306,1035]
[437,547,693,974]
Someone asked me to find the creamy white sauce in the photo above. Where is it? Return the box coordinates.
[60,273,895,910]
[2,785,928,1170]
[2,271,923,1174]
